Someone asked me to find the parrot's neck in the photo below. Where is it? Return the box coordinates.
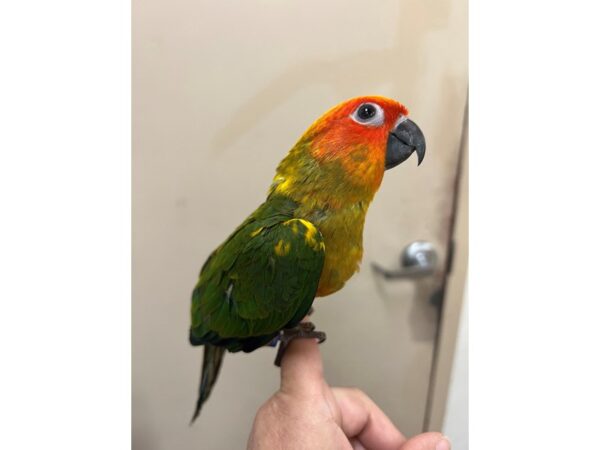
[268,141,381,210]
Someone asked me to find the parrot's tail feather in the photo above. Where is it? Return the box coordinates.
[190,344,226,424]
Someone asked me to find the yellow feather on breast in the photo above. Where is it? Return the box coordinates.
[312,203,368,297]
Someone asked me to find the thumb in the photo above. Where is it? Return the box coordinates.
[400,432,451,450]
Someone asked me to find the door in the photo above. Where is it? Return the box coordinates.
[133,1,468,448]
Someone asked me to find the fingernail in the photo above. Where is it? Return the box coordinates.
[435,436,451,450]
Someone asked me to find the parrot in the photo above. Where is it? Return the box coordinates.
[189,96,426,423]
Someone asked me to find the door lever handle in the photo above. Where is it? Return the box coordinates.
[371,241,438,280]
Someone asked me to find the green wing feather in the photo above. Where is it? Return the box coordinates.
[189,196,325,421]
[190,196,325,352]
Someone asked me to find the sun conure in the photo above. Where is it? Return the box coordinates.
[189,96,426,422]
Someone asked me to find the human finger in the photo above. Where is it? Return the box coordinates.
[400,432,450,450]
[279,336,325,396]
[333,387,406,450]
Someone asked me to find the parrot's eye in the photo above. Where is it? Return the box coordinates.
[351,103,384,126]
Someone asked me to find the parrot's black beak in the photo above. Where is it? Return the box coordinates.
[385,118,426,169]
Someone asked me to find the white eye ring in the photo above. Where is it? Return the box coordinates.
[350,103,385,127]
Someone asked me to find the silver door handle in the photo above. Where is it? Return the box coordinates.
[371,241,438,280]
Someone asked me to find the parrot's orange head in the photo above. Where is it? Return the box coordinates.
[302,96,425,192]
[272,96,425,206]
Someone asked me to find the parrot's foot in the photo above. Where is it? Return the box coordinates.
[273,322,326,367]
[266,308,315,348]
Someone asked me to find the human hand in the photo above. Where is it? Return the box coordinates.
[247,335,450,450]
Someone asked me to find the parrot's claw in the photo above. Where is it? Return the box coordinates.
[266,309,315,348]
[273,322,326,367]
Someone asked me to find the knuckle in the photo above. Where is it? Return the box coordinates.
[348,387,367,399]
